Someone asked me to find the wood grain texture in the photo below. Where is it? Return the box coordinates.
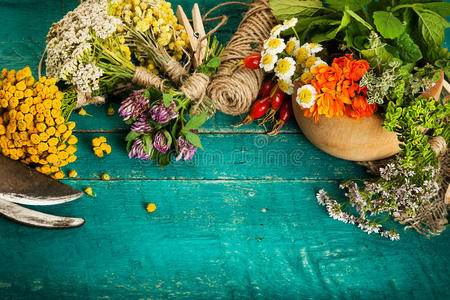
[0,180,449,299]
[0,0,449,299]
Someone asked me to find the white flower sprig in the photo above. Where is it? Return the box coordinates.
[46,0,122,94]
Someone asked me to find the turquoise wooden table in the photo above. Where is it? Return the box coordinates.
[0,1,449,299]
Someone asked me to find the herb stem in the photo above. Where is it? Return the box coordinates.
[391,4,414,12]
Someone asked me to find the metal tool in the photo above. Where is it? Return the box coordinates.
[0,155,84,228]
[176,3,207,68]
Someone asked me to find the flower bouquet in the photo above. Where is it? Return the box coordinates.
[237,0,450,239]
[42,0,224,166]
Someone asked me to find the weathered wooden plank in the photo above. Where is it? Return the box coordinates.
[63,132,365,180]
[0,179,448,299]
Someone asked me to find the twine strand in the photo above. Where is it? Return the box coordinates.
[132,67,165,90]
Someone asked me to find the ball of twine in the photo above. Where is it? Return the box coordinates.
[207,0,277,116]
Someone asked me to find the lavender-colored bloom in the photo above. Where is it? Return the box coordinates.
[130,114,152,133]
[118,90,150,121]
[150,100,179,124]
[176,136,197,161]
[129,138,151,160]
[153,132,170,154]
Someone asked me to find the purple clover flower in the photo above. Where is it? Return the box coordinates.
[153,132,170,154]
[129,138,151,160]
[130,114,152,133]
[150,100,179,124]
[176,136,197,161]
[118,90,150,121]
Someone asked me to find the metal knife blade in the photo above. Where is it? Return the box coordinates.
[0,155,83,205]
[0,198,84,229]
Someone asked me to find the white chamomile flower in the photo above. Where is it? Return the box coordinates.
[275,57,296,81]
[278,78,294,95]
[285,37,300,56]
[295,46,311,64]
[296,84,317,109]
[260,51,278,72]
[283,17,298,29]
[270,24,283,37]
[263,37,286,55]
[306,42,323,54]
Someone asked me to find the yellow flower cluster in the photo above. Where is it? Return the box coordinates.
[111,0,189,68]
[0,67,77,179]
[92,136,111,157]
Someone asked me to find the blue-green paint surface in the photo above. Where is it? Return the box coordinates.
[0,1,449,299]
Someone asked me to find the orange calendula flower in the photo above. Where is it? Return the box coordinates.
[298,54,375,122]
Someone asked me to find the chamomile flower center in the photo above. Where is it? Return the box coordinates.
[295,47,309,63]
[285,40,296,55]
[268,38,282,49]
[260,52,277,72]
[301,72,314,84]
[262,53,274,65]
[305,56,318,68]
[278,79,293,95]
[299,89,313,104]
[277,60,292,74]
[296,84,317,109]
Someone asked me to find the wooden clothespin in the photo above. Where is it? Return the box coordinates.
[176,3,207,69]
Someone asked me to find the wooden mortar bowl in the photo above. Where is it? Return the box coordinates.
[292,73,444,161]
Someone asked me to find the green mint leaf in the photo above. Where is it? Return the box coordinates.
[395,32,422,64]
[184,131,203,150]
[269,0,325,20]
[418,2,450,18]
[163,93,173,107]
[373,11,405,39]
[325,0,370,12]
[346,9,373,31]
[326,10,351,39]
[344,22,370,50]
[416,10,448,46]
[183,112,208,132]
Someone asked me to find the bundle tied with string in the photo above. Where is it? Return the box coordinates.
[207,0,277,116]
[359,133,449,237]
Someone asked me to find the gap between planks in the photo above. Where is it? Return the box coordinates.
[61,178,342,182]
[74,129,303,135]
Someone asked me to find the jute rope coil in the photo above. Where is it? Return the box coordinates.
[207,0,278,116]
